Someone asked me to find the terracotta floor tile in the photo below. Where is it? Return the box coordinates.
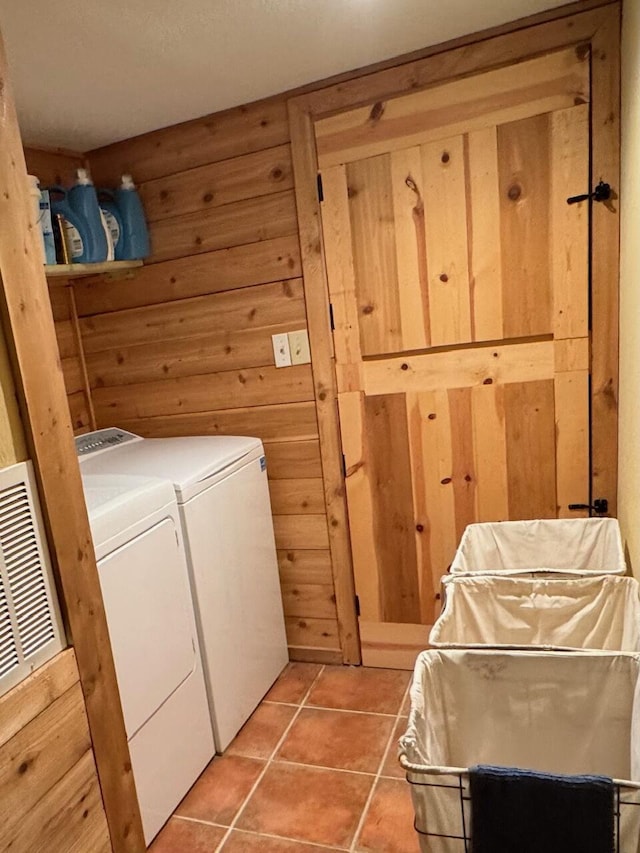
[306,666,410,715]
[265,663,323,704]
[149,816,227,852]
[355,778,421,853]
[221,830,328,851]
[226,702,297,760]
[174,755,265,826]
[277,707,394,773]
[381,717,409,779]
[236,762,373,848]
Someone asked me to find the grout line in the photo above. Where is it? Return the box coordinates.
[172,815,229,829]
[269,758,379,777]
[229,827,343,850]
[303,704,399,717]
[215,665,327,852]
[348,680,413,853]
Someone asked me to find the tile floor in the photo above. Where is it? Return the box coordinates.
[150,663,420,852]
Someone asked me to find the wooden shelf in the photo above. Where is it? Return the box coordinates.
[44,260,143,279]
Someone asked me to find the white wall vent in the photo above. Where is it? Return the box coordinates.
[0,461,65,696]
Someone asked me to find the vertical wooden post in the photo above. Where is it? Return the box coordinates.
[591,5,621,514]
[288,100,361,664]
[0,28,144,853]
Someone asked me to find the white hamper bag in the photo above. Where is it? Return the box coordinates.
[430,574,640,652]
[450,517,625,577]
[399,650,640,853]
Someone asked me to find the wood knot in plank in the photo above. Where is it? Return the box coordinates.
[441,151,450,164]
[362,303,374,315]
[346,459,365,478]
[507,184,522,201]
[368,101,385,123]
[405,176,419,194]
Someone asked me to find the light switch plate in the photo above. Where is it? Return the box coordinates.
[288,329,311,365]
[272,333,292,368]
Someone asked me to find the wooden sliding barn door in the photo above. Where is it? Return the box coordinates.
[316,47,592,667]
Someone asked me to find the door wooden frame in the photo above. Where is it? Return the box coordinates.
[0,30,145,853]
[288,1,620,665]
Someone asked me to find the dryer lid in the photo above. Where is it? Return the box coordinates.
[81,473,177,550]
[78,430,263,499]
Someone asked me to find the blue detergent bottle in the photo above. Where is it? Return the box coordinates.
[98,189,125,260]
[49,187,95,264]
[67,169,109,262]
[115,174,150,260]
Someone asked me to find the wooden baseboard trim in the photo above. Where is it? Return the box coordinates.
[287,646,343,665]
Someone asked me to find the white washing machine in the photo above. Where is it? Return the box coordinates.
[77,429,289,752]
[81,472,214,844]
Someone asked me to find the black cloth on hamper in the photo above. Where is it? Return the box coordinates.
[468,764,615,853]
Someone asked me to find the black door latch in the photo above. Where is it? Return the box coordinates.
[567,181,611,205]
[568,498,609,516]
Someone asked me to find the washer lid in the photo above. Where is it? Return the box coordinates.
[81,473,177,550]
[78,432,263,498]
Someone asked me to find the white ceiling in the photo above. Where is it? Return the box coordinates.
[3,0,570,152]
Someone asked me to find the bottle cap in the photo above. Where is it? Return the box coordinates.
[76,168,92,186]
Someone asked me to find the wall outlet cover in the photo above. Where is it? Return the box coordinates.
[272,332,292,368]
[288,329,311,365]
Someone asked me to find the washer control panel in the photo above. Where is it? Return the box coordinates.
[75,428,141,457]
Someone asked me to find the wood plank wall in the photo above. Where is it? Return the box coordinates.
[82,101,341,663]
[0,651,111,852]
[23,148,95,435]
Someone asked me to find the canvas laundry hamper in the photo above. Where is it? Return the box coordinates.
[450,517,626,577]
[399,650,640,853]
[429,574,640,652]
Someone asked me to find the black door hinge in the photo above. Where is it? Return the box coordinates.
[341,453,347,477]
[317,173,324,202]
[355,595,361,617]
[329,302,335,331]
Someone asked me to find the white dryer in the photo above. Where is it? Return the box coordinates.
[77,429,289,752]
[81,472,214,844]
